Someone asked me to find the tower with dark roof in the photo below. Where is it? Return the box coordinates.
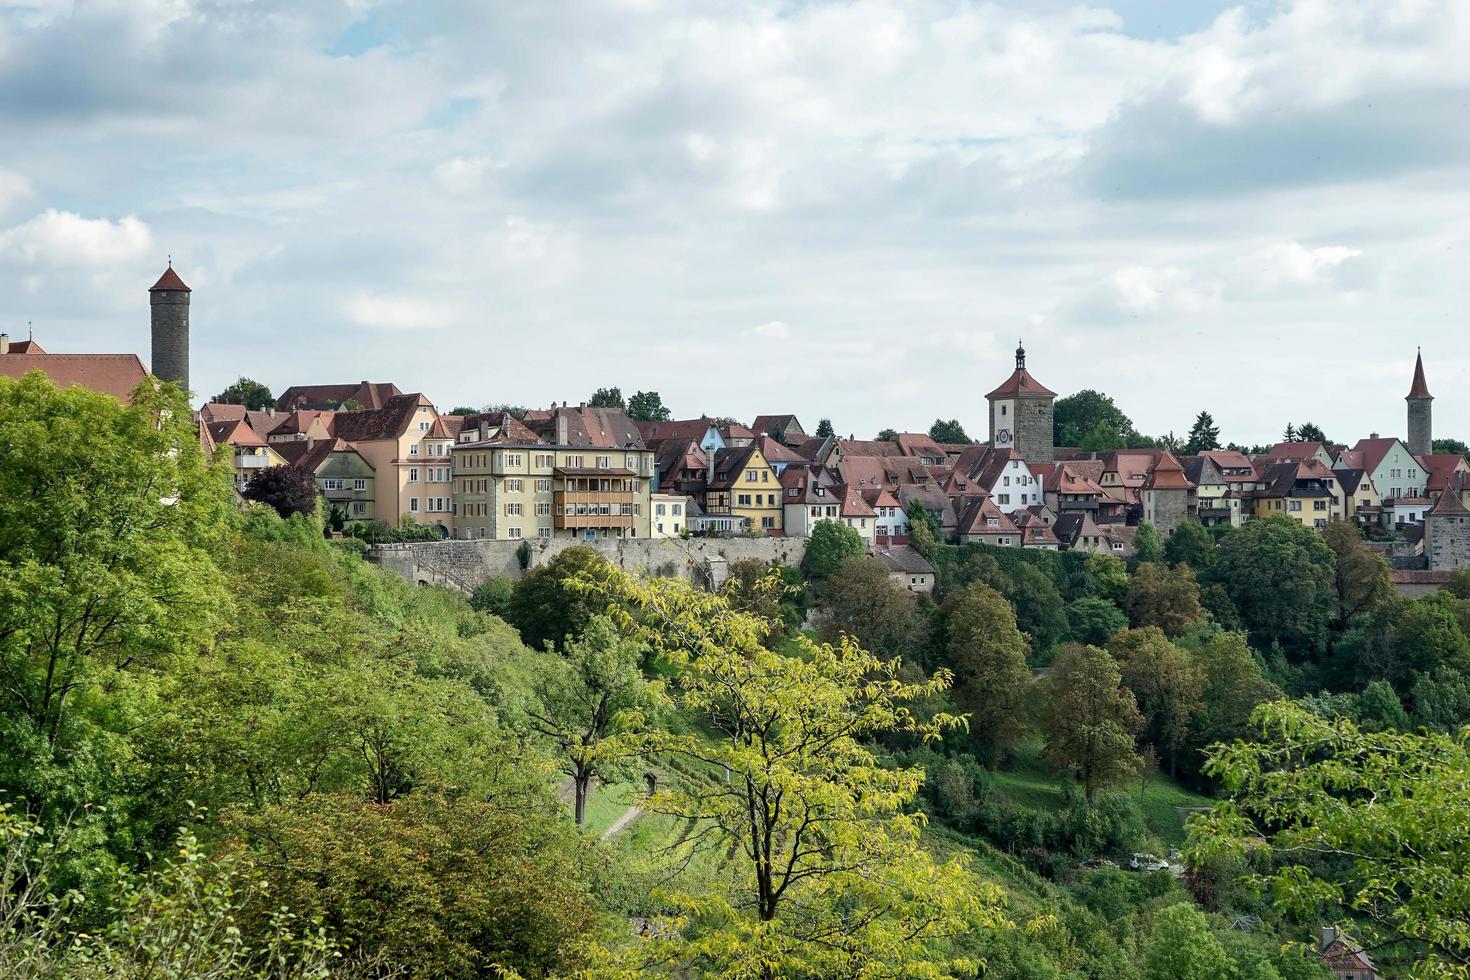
[1407,348,1432,457]
[149,263,191,393]
[986,341,1056,464]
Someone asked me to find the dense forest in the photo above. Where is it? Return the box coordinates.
[2,371,1466,978]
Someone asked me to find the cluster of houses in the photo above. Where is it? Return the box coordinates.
[4,266,1468,593]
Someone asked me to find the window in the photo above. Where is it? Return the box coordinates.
[738,494,751,505]
[505,503,523,516]
[409,444,419,456]
[354,479,366,491]
[353,502,365,514]
[761,516,775,528]
[626,454,638,469]
[409,467,419,483]
[1289,500,1303,511]
[535,454,554,467]
[745,469,758,482]
[502,452,523,468]
[536,502,551,516]
[566,455,583,468]
[535,479,551,492]
[656,503,666,515]
[761,470,769,482]
[673,504,682,515]
[508,527,522,539]
[538,527,551,538]
[323,479,343,490]
[597,455,611,469]
[987,517,999,527]
[409,497,419,512]
[999,494,1010,504]
[419,421,430,432]
[506,479,523,492]
[1003,476,1010,486]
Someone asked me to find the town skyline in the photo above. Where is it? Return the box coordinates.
[2,0,1468,443]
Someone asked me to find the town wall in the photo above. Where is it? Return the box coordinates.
[1014,395,1054,464]
[368,535,808,591]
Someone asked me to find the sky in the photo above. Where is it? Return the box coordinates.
[1,0,1468,447]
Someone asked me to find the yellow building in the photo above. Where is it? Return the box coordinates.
[205,417,287,493]
[451,409,655,541]
[1249,461,1336,529]
[705,444,783,534]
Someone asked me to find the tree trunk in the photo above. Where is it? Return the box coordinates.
[574,774,589,826]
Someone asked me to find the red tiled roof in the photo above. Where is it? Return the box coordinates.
[1408,349,1432,400]
[1266,441,1326,462]
[1348,437,1405,477]
[334,393,432,442]
[1428,489,1470,516]
[1417,453,1469,493]
[638,417,718,444]
[0,353,149,402]
[986,367,1056,399]
[149,265,191,292]
[207,417,269,448]
[4,339,45,354]
[277,382,402,412]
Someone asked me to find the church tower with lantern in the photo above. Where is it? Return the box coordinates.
[987,342,1055,464]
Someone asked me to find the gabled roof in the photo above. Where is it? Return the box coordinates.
[276,382,402,413]
[1416,453,1469,493]
[957,496,1019,537]
[334,393,432,442]
[207,417,269,449]
[1408,349,1433,400]
[0,353,150,402]
[638,417,719,444]
[870,546,934,576]
[836,437,904,458]
[5,339,45,354]
[457,411,540,445]
[840,485,877,518]
[1146,451,1195,490]
[524,405,646,449]
[707,444,762,490]
[1348,436,1408,476]
[986,367,1055,399]
[1429,487,1470,516]
[1335,467,1368,495]
[1198,449,1254,476]
[894,432,946,459]
[750,414,806,439]
[199,402,248,423]
[1266,441,1326,462]
[1054,460,1106,496]
[756,435,805,463]
[149,265,191,292]
[275,437,370,474]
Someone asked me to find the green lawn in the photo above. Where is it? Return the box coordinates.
[577,780,639,837]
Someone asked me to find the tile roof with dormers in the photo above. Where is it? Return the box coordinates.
[638,417,721,444]
[1146,451,1195,490]
[206,417,269,449]
[333,393,433,443]
[957,495,1020,538]
[0,353,150,402]
[1416,453,1469,495]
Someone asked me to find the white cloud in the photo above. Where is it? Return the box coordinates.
[1242,241,1372,292]
[432,156,494,195]
[749,320,791,340]
[0,209,151,265]
[1081,265,1222,320]
[342,292,456,330]
[0,171,32,215]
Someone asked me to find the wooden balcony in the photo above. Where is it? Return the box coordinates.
[553,490,636,529]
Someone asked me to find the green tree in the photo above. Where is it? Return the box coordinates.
[1191,632,1279,750]
[506,547,610,650]
[587,570,1002,980]
[1042,645,1143,800]
[818,556,931,664]
[468,576,515,618]
[1131,522,1163,563]
[1183,411,1221,454]
[876,427,899,440]
[721,559,803,639]
[210,376,275,410]
[1321,520,1390,629]
[1163,520,1216,571]
[1195,701,1470,976]
[528,616,658,826]
[942,581,1033,762]
[626,389,671,422]
[1054,390,1137,449]
[907,499,942,552]
[999,562,1069,652]
[814,417,835,439]
[1108,627,1203,777]
[587,386,624,408]
[804,518,865,578]
[1338,595,1470,691]
[242,464,319,518]
[0,374,229,755]
[929,418,972,444]
[1355,679,1411,731]
[1085,553,1130,606]
[1295,421,1326,443]
[1212,517,1336,657]
[1433,438,1469,456]
[1143,903,1230,980]
[1281,422,1297,442]
[1125,562,1203,637]
[1412,667,1470,730]
[1066,596,1128,646]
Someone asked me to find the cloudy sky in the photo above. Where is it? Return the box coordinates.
[2,0,1468,445]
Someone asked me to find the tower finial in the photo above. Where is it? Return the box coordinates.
[1015,339,1026,371]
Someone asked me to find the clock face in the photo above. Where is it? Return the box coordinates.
[996,428,1012,445]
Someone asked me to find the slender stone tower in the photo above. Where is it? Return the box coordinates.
[1407,347,1433,456]
[149,262,191,392]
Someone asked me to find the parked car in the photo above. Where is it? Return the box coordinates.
[1080,857,1118,870]
[1130,853,1170,872]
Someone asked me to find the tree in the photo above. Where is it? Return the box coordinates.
[211,376,275,410]
[1433,438,1469,456]
[242,464,319,518]
[1195,701,1470,976]
[721,559,803,640]
[625,389,671,422]
[942,581,1033,762]
[1054,390,1137,449]
[876,427,899,441]
[587,386,624,409]
[1085,553,1130,606]
[1131,522,1163,563]
[1212,517,1336,657]
[468,576,514,618]
[804,518,865,578]
[0,373,228,751]
[929,418,971,444]
[999,562,1069,652]
[1142,903,1230,980]
[1042,645,1143,800]
[1125,562,1203,637]
[1321,521,1390,629]
[586,570,1001,979]
[528,616,657,826]
[448,406,479,415]
[1191,632,1279,750]
[1281,422,1297,442]
[819,556,931,664]
[1163,520,1215,571]
[1107,627,1203,777]
[814,417,835,438]
[1066,596,1129,646]
[1183,411,1221,454]
[506,547,610,650]
[1355,678,1411,731]
[1338,595,1470,691]
[1295,421,1326,443]
[907,499,942,552]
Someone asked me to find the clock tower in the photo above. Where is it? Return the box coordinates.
[987,342,1055,464]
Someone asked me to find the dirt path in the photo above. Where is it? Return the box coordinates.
[602,804,644,840]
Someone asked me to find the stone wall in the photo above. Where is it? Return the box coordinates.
[150,289,190,391]
[1015,395,1054,464]
[1426,512,1470,571]
[1408,398,1433,457]
[369,535,809,591]
[1145,487,1189,537]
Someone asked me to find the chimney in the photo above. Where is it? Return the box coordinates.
[1319,926,1338,952]
[479,419,489,441]
[706,448,717,485]
[555,411,568,446]
[1370,432,1379,440]
[0,333,8,355]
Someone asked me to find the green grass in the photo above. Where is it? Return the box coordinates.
[579,780,639,837]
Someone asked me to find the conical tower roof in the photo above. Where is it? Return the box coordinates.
[1407,348,1432,401]
[149,264,191,292]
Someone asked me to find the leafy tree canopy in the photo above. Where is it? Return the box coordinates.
[1183,411,1221,454]
[804,518,865,578]
[242,464,319,519]
[814,417,835,439]
[210,376,275,410]
[877,427,899,441]
[1433,438,1469,456]
[929,418,972,444]
[626,389,671,422]
[1212,516,1336,658]
[587,387,625,409]
[1042,644,1143,800]
[1054,390,1139,449]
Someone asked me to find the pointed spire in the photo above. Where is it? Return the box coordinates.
[1015,339,1026,371]
[149,262,191,292]
[1408,347,1433,401]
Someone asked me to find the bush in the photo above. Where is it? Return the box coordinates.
[469,576,515,618]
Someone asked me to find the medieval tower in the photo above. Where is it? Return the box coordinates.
[1407,348,1432,456]
[149,263,191,392]
[986,342,1055,464]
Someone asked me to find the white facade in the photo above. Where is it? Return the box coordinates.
[984,456,1043,515]
[651,492,689,538]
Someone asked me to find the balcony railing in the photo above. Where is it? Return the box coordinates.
[235,455,271,469]
[553,490,637,529]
